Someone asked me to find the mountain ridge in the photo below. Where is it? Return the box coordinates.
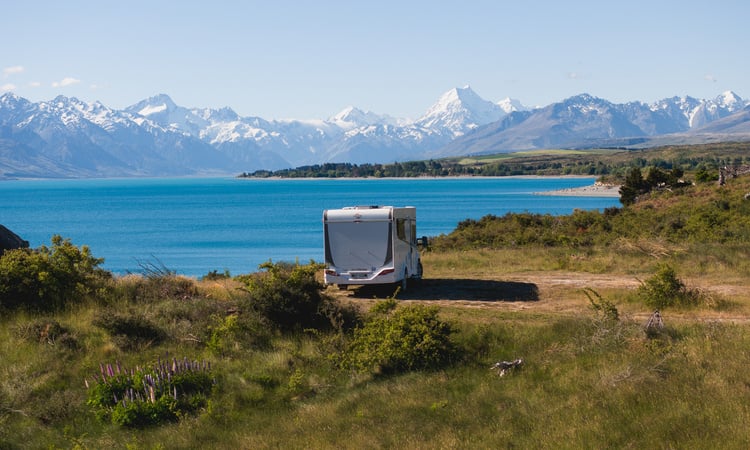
[1,87,749,179]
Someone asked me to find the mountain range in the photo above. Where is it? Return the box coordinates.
[1,86,749,179]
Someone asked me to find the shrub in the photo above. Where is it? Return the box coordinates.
[695,168,718,183]
[638,264,701,309]
[341,302,456,375]
[13,319,79,350]
[111,274,198,304]
[202,269,231,281]
[0,235,109,311]
[584,288,619,322]
[239,261,357,332]
[205,312,272,356]
[93,310,167,350]
[86,357,215,428]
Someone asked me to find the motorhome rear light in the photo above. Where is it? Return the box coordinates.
[324,269,337,275]
[377,269,395,276]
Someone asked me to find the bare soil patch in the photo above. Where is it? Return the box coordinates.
[329,271,639,311]
[328,271,750,321]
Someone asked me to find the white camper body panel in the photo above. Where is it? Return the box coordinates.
[323,206,422,287]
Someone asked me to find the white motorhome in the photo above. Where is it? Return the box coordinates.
[323,206,424,290]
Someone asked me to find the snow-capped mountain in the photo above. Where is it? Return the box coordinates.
[0,88,748,179]
[415,85,509,137]
[329,106,403,129]
[436,91,750,157]
[497,97,528,115]
[0,93,233,177]
[322,86,518,164]
[127,94,210,136]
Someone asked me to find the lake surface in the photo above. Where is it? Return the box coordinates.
[1,177,620,277]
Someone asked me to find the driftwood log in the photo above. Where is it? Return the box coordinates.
[490,358,523,377]
[718,165,750,186]
[645,310,664,331]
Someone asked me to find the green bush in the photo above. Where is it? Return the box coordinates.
[205,312,272,356]
[637,264,701,309]
[695,168,718,183]
[341,302,456,375]
[0,235,109,311]
[239,261,358,332]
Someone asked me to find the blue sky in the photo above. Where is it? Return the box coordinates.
[2,0,747,119]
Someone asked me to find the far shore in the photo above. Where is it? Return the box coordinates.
[536,182,621,198]
[237,174,606,181]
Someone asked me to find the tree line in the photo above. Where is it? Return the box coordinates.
[238,142,750,180]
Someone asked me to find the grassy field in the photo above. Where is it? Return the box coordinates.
[4,250,750,449]
[456,148,621,165]
[4,159,750,448]
[4,256,750,449]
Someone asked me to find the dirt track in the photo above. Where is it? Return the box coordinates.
[329,271,750,322]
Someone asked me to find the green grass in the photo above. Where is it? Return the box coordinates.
[3,278,750,448]
[456,148,619,165]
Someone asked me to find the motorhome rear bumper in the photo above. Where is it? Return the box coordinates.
[324,268,399,285]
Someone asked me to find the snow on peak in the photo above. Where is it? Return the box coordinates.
[497,97,528,114]
[330,106,398,129]
[0,91,27,109]
[433,85,481,109]
[133,94,177,117]
[417,86,506,135]
[331,105,366,122]
[138,103,168,116]
[717,90,743,109]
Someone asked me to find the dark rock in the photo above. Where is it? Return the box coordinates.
[0,225,29,253]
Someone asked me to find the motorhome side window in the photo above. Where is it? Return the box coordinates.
[396,218,406,242]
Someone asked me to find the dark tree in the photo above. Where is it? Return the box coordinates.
[619,167,647,206]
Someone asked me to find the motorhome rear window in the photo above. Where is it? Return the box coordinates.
[325,221,392,269]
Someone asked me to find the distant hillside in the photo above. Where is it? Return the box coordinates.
[242,142,750,180]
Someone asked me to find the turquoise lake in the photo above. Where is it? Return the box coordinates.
[0,177,620,277]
